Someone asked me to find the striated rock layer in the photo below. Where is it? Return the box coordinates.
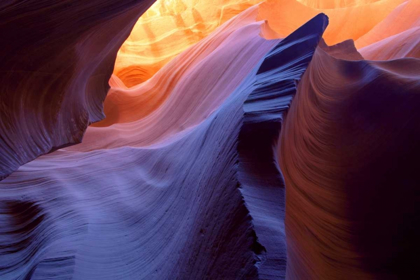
[0,13,327,279]
[280,40,420,279]
[0,0,155,180]
[237,15,327,278]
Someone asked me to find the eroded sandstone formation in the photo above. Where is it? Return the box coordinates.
[281,40,420,279]
[0,14,327,279]
[1,0,419,279]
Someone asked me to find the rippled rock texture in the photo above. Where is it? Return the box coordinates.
[281,40,420,280]
[0,0,155,180]
[1,0,420,279]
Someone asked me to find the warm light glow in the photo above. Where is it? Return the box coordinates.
[113,0,264,87]
[114,0,418,88]
[258,0,406,45]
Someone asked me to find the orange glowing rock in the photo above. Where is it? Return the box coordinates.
[113,0,416,90]
[113,0,419,90]
[80,6,279,150]
[356,0,420,49]
[296,0,381,8]
[113,0,265,87]
[257,0,406,45]
[359,27,420,60]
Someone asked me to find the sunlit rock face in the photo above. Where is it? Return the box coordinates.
[1,0,420,279]
[113,0,265,87]
[258,0,407,45]
[358,0,420,59]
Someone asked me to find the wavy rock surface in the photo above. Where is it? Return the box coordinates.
[0,13,327,279]
[357,0,420,59]
[0,0,155,180]
[280,40,420,279]
[113,0,414,88]
[114,0,265,87]
[359,27,420,60]
[69,5,285,151]
[257,0,405,45]
[356,0,420,49]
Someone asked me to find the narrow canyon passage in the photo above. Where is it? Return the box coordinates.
[1,0,419,279]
